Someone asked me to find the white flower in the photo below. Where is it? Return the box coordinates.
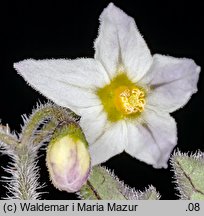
[14,3,200,168]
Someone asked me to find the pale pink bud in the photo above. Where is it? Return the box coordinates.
[46,122,91,192]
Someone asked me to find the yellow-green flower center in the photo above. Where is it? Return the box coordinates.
[96,73,146,122]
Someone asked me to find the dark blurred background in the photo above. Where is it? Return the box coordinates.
[0,0,203,199]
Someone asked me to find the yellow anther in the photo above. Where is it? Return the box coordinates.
[114,86,146,115]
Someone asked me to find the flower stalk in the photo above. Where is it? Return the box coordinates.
[20,103,78,147]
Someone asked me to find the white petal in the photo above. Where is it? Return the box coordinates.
[89,121,127,165]
[141,54,200,112]
[94,3,152,81]
[79,105,107,144]
[14,58,109,115]
[125,110,177,168]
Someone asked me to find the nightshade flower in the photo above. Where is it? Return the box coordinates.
[14,3,200,168]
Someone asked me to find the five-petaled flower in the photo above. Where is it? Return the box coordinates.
[14,3,200,168]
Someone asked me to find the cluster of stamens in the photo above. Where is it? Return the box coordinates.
[115,86,146,115]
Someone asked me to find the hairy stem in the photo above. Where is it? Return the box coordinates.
[32,120,57,145]
[21,104,72,146]
[0,132,18,147]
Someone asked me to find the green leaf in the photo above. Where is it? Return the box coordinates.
[170,150,204,200]
[79,166,160,200]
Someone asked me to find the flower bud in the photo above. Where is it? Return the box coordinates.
[46,122,91,192]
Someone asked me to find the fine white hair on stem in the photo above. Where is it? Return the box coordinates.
[1,142,44,200]
[0,102,79,199]
[0,108,45,199]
